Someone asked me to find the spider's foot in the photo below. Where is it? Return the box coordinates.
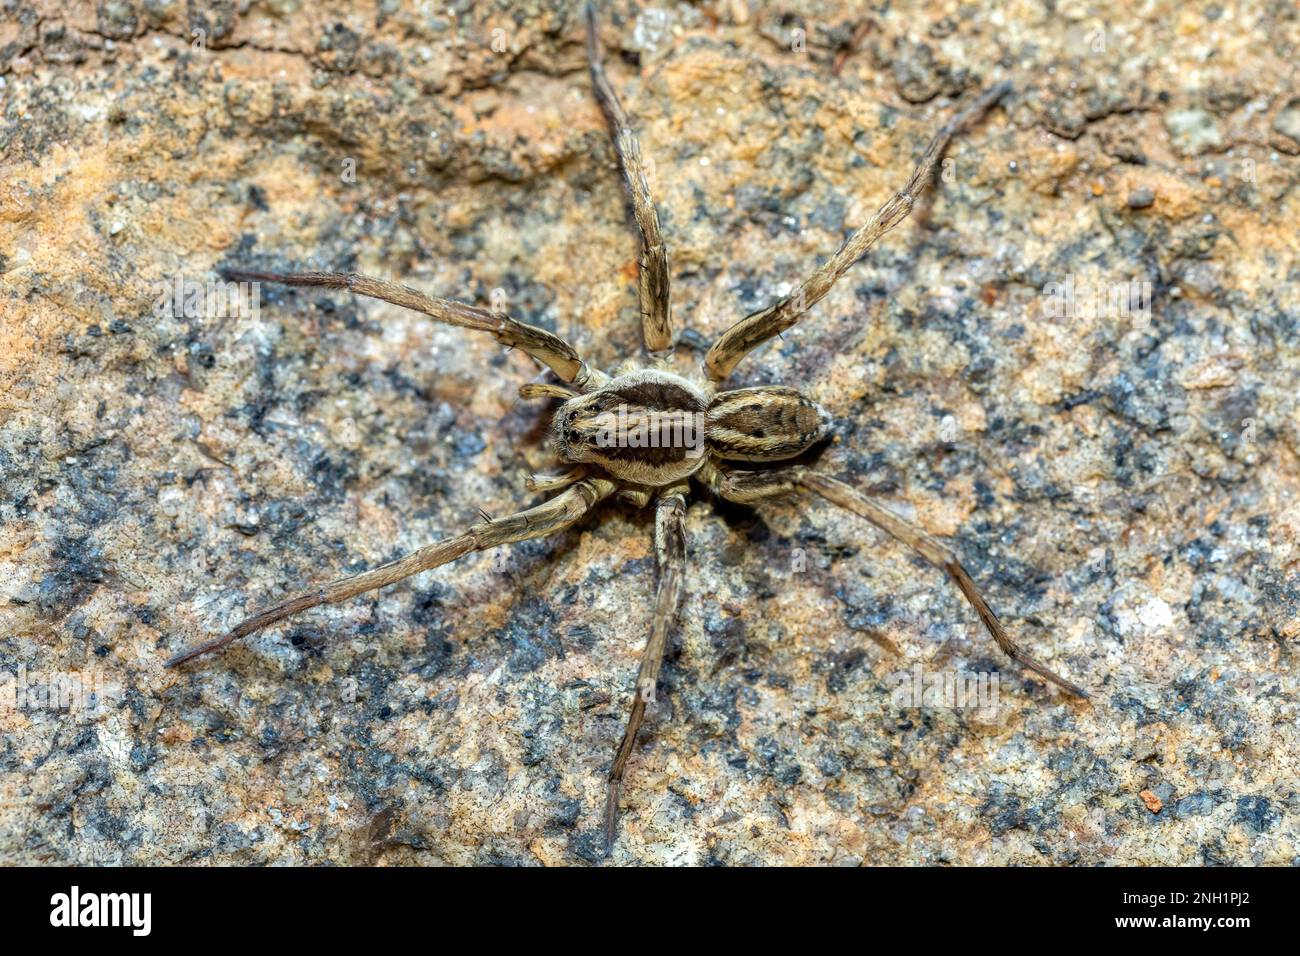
[163,632,237,668]
[602,780,621,858]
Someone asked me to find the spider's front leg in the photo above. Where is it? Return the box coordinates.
[164,478,615,667]
[221,269,606,389]
[603,484,688,855]
[697,463,1088,698]
[585,2,673,352]
[703,81,1013,382]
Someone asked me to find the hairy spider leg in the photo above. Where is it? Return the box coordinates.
[704,81,1013,381]
[165,478,615,667]
[586,2,673,352]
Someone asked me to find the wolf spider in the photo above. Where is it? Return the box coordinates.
[166,5,1087,854]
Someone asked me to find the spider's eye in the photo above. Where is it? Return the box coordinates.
[706,386,832,462]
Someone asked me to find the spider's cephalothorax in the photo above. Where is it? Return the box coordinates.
[549,369,833,485]
[166,4,1087,858]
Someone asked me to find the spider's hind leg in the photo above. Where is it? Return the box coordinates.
[603,483,688,855]
[796,471,1088,698]
[165,478,615,667]
[700,463,1087,697]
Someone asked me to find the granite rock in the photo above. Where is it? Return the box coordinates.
[1,0,1298,865]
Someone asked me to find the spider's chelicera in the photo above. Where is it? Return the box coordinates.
[166,4,1087,854]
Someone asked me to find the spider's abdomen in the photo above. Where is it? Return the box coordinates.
[706,386,833,462]
[550,369,710,486]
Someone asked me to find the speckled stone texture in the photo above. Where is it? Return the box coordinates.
[2,0,1298,866]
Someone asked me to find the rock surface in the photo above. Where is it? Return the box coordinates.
[1,0,1298,865]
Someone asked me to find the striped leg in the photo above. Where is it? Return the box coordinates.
[699,464,1087,697]
[224,269,603,387]
[585,3,673,351]
[704,82,1012,381]
[604,485,688,853]
[166,478,616,667]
